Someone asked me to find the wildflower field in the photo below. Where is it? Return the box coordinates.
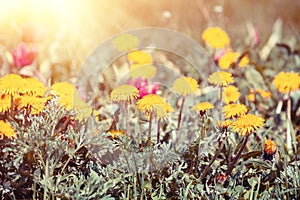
[0,1,300,199]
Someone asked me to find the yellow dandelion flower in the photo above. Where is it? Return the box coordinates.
[108,130,125,139]
[218,120,233,130]
[223,103,247,118]
[110,84,139,102]
[50,82,77,97]
[222,85,240,104]
[238,55,249,67]
[273,71,300,93]
[231,114,265,135]
[20,77,46,96]
[202,27,230,48]
[113,34,139,51]
[153,103,174,120]
[218,52,239,69]
[0,120,16,139]
[173,77,199,97]
[191,102,214,115]
[130,64,157,79]
[264,139,276,155]
[137,94,165,115]
[0,94,11,113]
[16,95,47,114]
[256,89,271,99]
[208,71,234,87]
[0,74,23,96]
[127,50,152,64]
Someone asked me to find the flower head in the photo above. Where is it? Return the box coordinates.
[238,55,250,67]
[110,84,139,103]
[51,82,77,97]
[130,64,157,79]
[218,120,233,131]
[12,42,37,67]
[208,71,234,87]
[16,95,47,114]
[20,77,46,96]
[113,34,139,51]
[127,50,152,64]
[222,85,240,104]
[191,102,214,116]
[153,103,174,120]
[202,27,230,48]
[256,89,271,99]
[137,94,170,116]
[0,94,12,113]
[0,74,23,96]
[231,114,265,135]
[0,120,16,139]
[273,72,300,94]
[108,130,125,139]
[128,77,159,98]
[223,103,247,118]
[264,139,276,155]
[173,77,199,97]
[218,51,239,69]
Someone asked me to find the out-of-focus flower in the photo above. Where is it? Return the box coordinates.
[202,27,230,48]
[108,130,125,139]
[51,82,77,97]
[256,89,271,99]
[153,103,174,120]
[218,120,233,131]
[21,22,44,43]
[222,85,240,104]
[208,71,234,87]
[127,50,152,64]
[223,103,247,118]
[130,64,157,79]
[12,42,37,67]
[137,94,172,116]
[191,102,214,116]
[110,84,139,103]
[113,34,139,51]
[218,51,239,69]
[263,139,276,161]
[231,114,265,135]
[0,94,11,113]
[16,95,47,114]
[238,55,250,67]
[128,77,159,98]
[273,71,300,94]
[0,74,23,96]
[173,77,199,97]
[0,120,16,139]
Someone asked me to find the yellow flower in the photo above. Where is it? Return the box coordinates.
[208,71,234,87]
[173,77,199,97]
[218,52,239,69]
[0,120,16,139]
[0,74,23,96]
[20,77,46,96]
[248,92,255,102]
[231,114,265,135]
[153,103,174,120]
[0,94,11,113]
[223,103,247,118]
[238,55,249,67]
[113,34,139,51]
[51,82,77,97]
[137,94,168,115]
[127,50,152,64]
[264,139,276,155]
[256,89,271,99]
[273,71,300,93]
[218,120,233,130]
[108,130,125,139]
[110,84,139,102]
[222,85,240,104]
[191,102,214,115]
[16,95,47,114]
[130,64,157,79]
[202,27,230,48]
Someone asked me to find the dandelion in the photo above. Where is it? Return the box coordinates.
[191,102,214,116]
[51,82,77,98]
[20,77,46,96]
[222,85,240,104]
[208,71,234,87]
[231,114,265,136]
[0,120,16,139]
[173,77,199,130]
[218,120,233,132]
[16,95,47,114]
[127,50,152,64]
[273,71,300,94]
[223,103,247,119]
[110,84,139,103]
[263,139,276,161]
[130,64,157,79]
[0,74,23,96]
[218,51,239,69]
[256,89,271,99]
[238,54,250,67]
[202,27,230,48]
[108,130,125,139]
[0,94,12,113]
[113,33,139,51]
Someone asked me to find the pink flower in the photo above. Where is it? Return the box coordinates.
[12,42,37,67]
[128,77,159,98]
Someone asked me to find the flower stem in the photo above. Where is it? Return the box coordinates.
[219,86,223,120]
[177,96,185,130]
[286,94,292,154]
[200,115,205,140]
[226,134,250,176]
[124,104,134,141]
[147,112,153,146]
[157,118,161,148]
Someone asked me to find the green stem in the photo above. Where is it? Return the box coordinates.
[219,87,223,120]
[286,94,292,154]
[157,118,161,148]
[177,96,185,130]
[226,134,250,176]
[147,112,153,146]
